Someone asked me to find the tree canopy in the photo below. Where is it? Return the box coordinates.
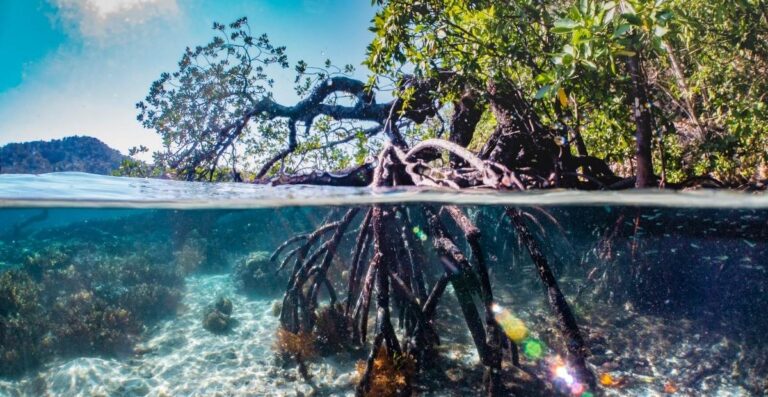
[133,1,768,188]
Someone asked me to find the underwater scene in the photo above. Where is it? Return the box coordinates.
[0,176,767,397]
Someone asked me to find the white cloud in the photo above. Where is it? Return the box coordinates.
[0,1,189,155]
[51,0,180,40]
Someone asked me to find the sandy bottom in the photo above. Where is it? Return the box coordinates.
[0,274,763,396]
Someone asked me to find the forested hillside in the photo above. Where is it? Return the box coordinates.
[0,136,125,175]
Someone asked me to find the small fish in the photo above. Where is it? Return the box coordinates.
[587,267,599,280]
[599,373,626,388]
[743,239,756,248]
[690,243,701,249]
[664,380,679,393]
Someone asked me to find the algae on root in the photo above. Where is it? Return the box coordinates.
[356,346,416,397]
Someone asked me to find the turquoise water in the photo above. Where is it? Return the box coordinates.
[0,173,766,396]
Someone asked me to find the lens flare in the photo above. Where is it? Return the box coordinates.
[555,365,575,385]
[412,226,428,241]
[570,382,586,395]
[489,305,592,397]
[522,338,545,360]
[549,361,593,396]
[491,303,527,342]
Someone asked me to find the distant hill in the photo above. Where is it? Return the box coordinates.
[0,136,126,175]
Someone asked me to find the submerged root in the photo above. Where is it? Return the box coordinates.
[313,303,349,355]
[269,141,601,395]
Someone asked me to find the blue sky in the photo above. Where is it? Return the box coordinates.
[0,0,376,154]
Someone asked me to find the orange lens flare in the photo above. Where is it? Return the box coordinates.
[491,303,527,343]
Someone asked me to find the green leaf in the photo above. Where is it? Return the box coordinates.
[614,49,636,57]
[613,24,631,38]
[552,19,580,33]
[621,13,642,26]
[623,1,636,14]
[656,10,674,23]
[603,7,616,24]
[581,59,598,70]
[551,26,576,34]
[535,85,553,99]
[578,0,589,14]
[535,71,555,84]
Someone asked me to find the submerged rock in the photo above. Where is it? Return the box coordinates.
[202,297,234,334]
[215,296,233,316]
[271,300,282,317]
[202,309,230,333]
[232,251,287,296]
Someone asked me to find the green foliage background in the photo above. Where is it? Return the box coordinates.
[368,0,768,184]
